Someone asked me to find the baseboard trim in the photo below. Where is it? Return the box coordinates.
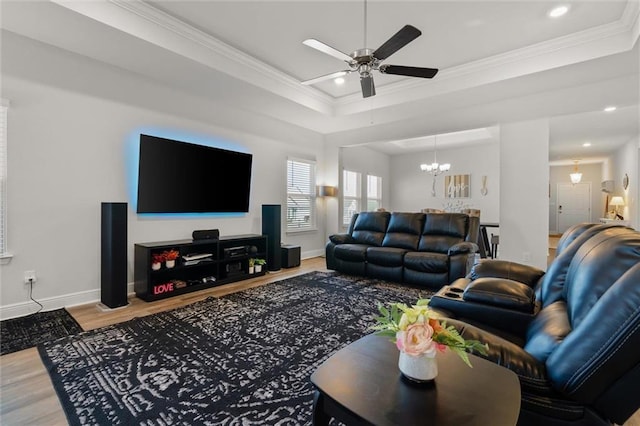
[0,282,136,320]
[302,249,324,259]
[1,255,324,320]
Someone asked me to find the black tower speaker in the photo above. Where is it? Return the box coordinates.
[101,202,129,308]
[262,204,282,271]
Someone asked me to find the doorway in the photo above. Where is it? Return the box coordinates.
[556,183,591,234]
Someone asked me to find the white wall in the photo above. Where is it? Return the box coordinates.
[500,119,549,270]
[389,142,500,223]
[612,136,639,230]
[0,35,327,318]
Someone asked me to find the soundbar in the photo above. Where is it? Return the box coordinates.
[192,229,220,241]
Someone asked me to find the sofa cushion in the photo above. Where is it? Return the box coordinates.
[565,230,640,327]
[539,224,631,307]
[351,211,390,246]
[382,212,423,250]
[334,244,369,262]
[524,301,571,362]
[366,247,408,267]
[403,251,449,273]
[418,213,469,253]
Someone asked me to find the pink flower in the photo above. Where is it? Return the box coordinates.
[396,323,437,357]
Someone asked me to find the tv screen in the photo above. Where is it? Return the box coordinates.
[136,134,252,213]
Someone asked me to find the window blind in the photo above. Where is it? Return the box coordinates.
[367,174,383,211]
[286,158,316,231]
[342,169,361,225]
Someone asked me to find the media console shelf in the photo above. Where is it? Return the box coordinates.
[134,234,268,302]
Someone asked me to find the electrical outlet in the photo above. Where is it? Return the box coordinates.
[24,270,37,284]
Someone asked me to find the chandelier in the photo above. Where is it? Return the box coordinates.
[420,135,451,196]
[419,136,450,176]
[570,160,582,184]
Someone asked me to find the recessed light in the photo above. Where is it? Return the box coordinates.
[604,106,617,112]
[548,5,569,18]
[334,77,345,85]
[582,142,591,147]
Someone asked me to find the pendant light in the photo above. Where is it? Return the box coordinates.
[570,160,582,184]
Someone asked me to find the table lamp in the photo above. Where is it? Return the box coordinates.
[609,196,625,220]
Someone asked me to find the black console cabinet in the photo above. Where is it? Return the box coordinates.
[134,234,268,302]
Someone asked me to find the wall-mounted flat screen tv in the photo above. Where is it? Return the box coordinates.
[137,134,252,213]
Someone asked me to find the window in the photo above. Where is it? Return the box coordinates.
[0,102,7,257]
[367,174,383,211]
[342,169,361,226]
[286,158,316,231]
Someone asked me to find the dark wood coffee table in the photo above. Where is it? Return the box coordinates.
[311,334,521,426]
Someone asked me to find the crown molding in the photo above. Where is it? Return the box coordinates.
[52,0,335,115]
[550,158,608,166]
[52,0,639,119]
[335,0,640,115]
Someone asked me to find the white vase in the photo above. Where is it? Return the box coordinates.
[151,262,161,271]
[255,264,262,273]
[248,266,255,274]
[165,259,175,268]
[398,351,438,382]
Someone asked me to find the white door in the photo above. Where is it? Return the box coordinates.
[557,183,591,233]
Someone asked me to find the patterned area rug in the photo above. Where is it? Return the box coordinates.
[39,271,430,425]
[1,308,83,356]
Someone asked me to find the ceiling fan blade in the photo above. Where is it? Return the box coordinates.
[303,39,353,63]
[379,65,439,79]
[373,25,422,61]
[360,75,376,98]
[301,70,351,86]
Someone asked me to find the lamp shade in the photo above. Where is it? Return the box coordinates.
[609,196,625,206]
[317,185,338,197]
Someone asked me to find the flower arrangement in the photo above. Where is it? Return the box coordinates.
[163,249,180,261]
[151,253,165,264]
[372,299,488,367]
[254,258,266,266]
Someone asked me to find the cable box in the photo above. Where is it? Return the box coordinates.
[182,253,213,261]
[224,246,248,259]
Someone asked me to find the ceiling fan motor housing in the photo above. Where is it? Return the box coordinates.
[350,48,374,63]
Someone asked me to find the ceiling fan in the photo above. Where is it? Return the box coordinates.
[301,2,438,98]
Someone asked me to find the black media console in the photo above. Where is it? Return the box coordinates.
[134,234,268,302]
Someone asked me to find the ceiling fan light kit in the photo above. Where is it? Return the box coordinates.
[301,1,438,98]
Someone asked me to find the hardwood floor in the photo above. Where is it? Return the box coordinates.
[0,257,327,425]
[1,255,638,425]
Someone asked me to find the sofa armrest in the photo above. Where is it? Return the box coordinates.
[448,241,478,255]
[444,318,550,395]
[463,278,536,313]
[470,259,545,288]
[328,233,355,245]
[429,283,538,336]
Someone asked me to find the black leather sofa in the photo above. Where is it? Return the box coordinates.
[429,223,640,425]
[326,211,478,289]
